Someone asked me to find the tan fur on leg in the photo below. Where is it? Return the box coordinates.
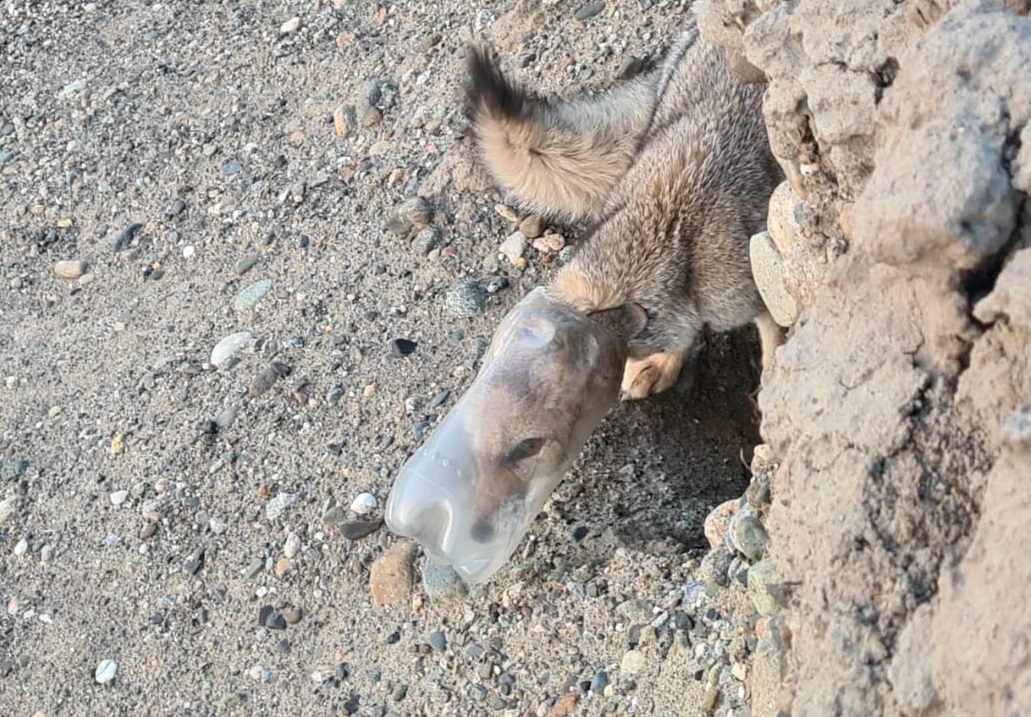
[754,310,785,368]
[620,349,690,400]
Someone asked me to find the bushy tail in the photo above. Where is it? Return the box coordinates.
[465,45,657,222]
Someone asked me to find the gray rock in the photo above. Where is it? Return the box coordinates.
[386,197,432,236]
[95,659,118,684]
[590,670,610,694]
[234,279,272,312]
[445,280,487,318]
[575,2,606,21]
[1,459,28,481]
[749,231,798,328]
[746,558,777,615]
[729,513,769,562]
[210,331,253,368]
[499,232,527,263]
[518,214,546,239]
[411,226,441,255]
[54,260,87,280]
[235,253,260,275]
[427,630,446,652]
[422,559,467,604]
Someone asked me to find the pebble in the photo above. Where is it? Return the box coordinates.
[221,160,243,176]
[700,684,719,712]
[54,260,87,280]
[333,104,355,137]
[249,364,280,397]
[112,222,143,252]
[747,559,777,615]
[235,253,260,275]
[729,513,769,562]
[411,226,441,255]
[265,492,297,521]
[422,559,468,604]
[95,659,118,684]
[519,214,546,239]
[427,630,447,652]
[494,204,518,222]
[575,2,606,21]
[704,498,740,550]
[486,276,510,294]
[264,612,287,631]
[499,232,527,263]
[280,16,300,34]
[546,694,579,717]
[445,280,487,318]
[385,196,432,236]
[182,245,196,259]
[165,198,186,217]
[533,234,566,252]
[590,670,610,694]
[620,649,646,675]
[369,542,416,605]
[350,492,377,515]
[210,331,253,368]
[109,490,129,506]
[283,532,301,559]
[14,538,28,556]
[282,606,303,624]
[209,516,227,535]
[338,519,383,540]
[233,279,272,312]
[2,458,29,481]
[390,338,417,357]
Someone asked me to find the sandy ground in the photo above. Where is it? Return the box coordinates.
[1,2,768,715]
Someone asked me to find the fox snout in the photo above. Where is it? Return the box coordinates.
[469,459,524,543]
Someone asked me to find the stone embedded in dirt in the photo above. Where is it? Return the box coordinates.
[729,513,769,562]
[112,222,143,252]
[519,214,546,239]
[746,559,777,615]
[385,196,432,236]
[248,364,279,397]
[220,160,242,176]
[2,458,28,481]
[574,2,606,21]
[282,606,303,624]
[54,260,87,280]
[265,492,296,521]
[109,490,128,506]
[533,233,566,252]
[210,331,253,368]
[590,670,609,694]
[445,280,487,317]
[749,231,798,328]
[390,338,417,357]
[411,226,441,255]
[332,104,355,137]
[95,659,118,684]
[703,498,740,550]
[486,275,510,294]
[350,492,377,515]
[234,253,260,275]
[369,542,416,605]
[422,558,467,604]
[283,532,301,559]
[546,693,579,717]
[233,279,271,312]
[426,630,446,652]
[620,649,646,675]
[280,16,300,34]
[499,231,527,263]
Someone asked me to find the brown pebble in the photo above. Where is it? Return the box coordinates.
[369,542,416,605]
[546,693,579,717]
[518,214,546,238]
[282,607,303,624]
[700,684,719,712]
[274,557,292,577]
[533,233,566,252]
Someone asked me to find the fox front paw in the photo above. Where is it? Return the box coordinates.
[620,351,686,401]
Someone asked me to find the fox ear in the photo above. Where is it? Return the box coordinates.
[588,302,647,342]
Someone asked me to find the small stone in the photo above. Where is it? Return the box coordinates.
[533,233,566,252]
[342,518,383,540]
[391,683,408,702]
[13,538,28,556]
[518,214,546,239]
[182,245,196,259]
[700,684,719,712]
[747,559,778,615]
[350,492,377,515]
[575,2,606,20]
[729,513,769,562]
[494,204,518,222]
[283,532,301,559]
[235,254,260,275]
[620,649,646,675]
[280,16,300,34]
[95,659,118,684]
[234,279,272,312]
[749,231,798,327]
[54,260,87,280]
[411,226,441,255]
[211,332,253,368]
[445,280,487,318]
[369,542,416,605]
[249,365,280,397]
[385,196,432,236]
[546,693,578,717]
[274,557,292,576]
[427,630,447,652]
[704,498,739,550]
[266,492,297,521]
[265,612,287,630]
[221,161,243,176]
[165,198,186,217]
[499,232,527,263]
[590,670,609,694]
[209,516,227,535]
[2,459,29,481]
[391,338,417,357]
[109,490,129,506]
[422,559,468,605]
[282,606,303,624]
[333,104,355,138]
[486,276,509,294]
[112,222,143,252]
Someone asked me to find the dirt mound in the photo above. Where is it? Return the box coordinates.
[699,0,1031,714]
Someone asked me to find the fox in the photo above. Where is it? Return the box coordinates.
[464,9,785,401]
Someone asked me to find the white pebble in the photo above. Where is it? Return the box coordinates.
[109,490,129,506]
[266,492,297,521]
[210,331,253,368]
[182,245,195,259]
[283,531,301,559]
[95,659,118,684]
[13,538,28,556]
[350,492,377,515]
[281,16,300,34]
[499,232,527,263]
